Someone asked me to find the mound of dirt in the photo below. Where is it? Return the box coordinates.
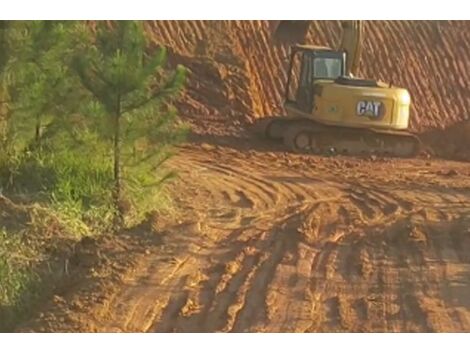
[421,119,470,160]
[145,21,469,135]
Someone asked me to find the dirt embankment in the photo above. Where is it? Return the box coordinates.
[145,21,469,134]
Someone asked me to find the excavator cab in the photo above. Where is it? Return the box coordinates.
[285,45,346,113]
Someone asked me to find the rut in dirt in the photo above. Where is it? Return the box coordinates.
[29,142,470,333]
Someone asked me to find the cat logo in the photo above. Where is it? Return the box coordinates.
[356,100,384,119]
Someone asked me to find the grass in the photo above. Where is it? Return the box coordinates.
[0,227,41,330]
[0,138,179,330]
[0,142,114,330]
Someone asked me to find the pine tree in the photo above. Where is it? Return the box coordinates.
[0,21,83,154]
[0,21,13,145]
[8,21,82,150]
[69,21,187,229]
[0,21,29,178]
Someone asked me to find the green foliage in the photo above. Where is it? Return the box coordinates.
[1,20,188,229]
[4,21,82,152]
[69,21,188,226]
[1,136,115,233]
[0,21,14,154]
[0,21,188,329]
[0,228,33,303]
[0,227,40,330]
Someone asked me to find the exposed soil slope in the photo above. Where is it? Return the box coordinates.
[146,21,469,132]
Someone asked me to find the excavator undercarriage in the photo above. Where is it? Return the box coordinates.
[264,117,421,158]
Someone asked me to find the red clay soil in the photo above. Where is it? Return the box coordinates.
[19,144,470,333]
[421,120,470,160]
[144,21,469,134]
[15,21,470,333]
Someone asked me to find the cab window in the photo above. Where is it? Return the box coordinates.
[313,57,343,79]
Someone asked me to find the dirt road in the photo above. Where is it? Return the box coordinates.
[24,133,470,332]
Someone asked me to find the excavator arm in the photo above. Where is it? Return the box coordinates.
[270,20,363,76]
[337,20,363,76]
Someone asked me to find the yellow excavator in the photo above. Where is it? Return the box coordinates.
[263,20,421,157]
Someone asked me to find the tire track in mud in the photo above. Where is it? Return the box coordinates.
[152,146,470,333]
[27,144,470,332]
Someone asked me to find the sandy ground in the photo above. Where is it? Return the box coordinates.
[21,133,470,332]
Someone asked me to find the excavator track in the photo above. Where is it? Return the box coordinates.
[264,117,422,158]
